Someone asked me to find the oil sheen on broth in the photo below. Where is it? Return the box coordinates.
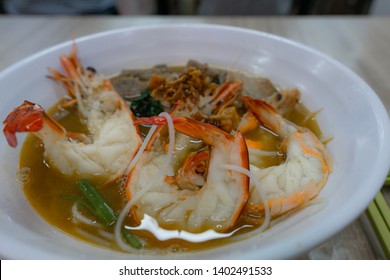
[19,66,324,253]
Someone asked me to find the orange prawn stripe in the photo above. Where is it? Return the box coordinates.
[127,116,250,232]
[295,132,330,174]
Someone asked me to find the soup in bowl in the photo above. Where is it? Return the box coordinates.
[0,24,389,259]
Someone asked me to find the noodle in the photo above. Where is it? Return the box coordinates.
[16,60,329,253]
[71,202,102,228]
[97,229,115,240]
[114,112,175,251]
[75,228,111,247]
[126,125,158,174]
[221,164,270,232]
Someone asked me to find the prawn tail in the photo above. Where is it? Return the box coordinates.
[2,100,66,148]
[209,81,242,114]
[241,95,285,135]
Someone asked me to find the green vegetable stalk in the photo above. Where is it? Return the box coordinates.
[76,179,117,226]
[75,179,143,249]
[122,229,143,249]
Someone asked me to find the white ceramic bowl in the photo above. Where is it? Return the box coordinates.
[0,24,389,259]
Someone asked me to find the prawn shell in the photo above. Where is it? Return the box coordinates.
[125,118,250,233]
[242,96,332,221]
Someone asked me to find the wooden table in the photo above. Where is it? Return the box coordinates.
[1,15,389,259]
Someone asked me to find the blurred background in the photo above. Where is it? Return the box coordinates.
[0,0,389,15]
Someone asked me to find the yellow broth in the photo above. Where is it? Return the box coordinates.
[19,59,322,253]
[20,129,248,252]
[19,95,324,253]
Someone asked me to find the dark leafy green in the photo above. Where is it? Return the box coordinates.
[130,88,164,117]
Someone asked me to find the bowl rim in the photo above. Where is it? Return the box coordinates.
[1,23,389,259]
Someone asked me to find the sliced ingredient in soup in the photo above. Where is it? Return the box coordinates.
[2,46,332,253]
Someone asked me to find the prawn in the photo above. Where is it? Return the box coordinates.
[3,45,142,182]
[241,96,332,220]
[127,117,249,233]
[165,149,209,191]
